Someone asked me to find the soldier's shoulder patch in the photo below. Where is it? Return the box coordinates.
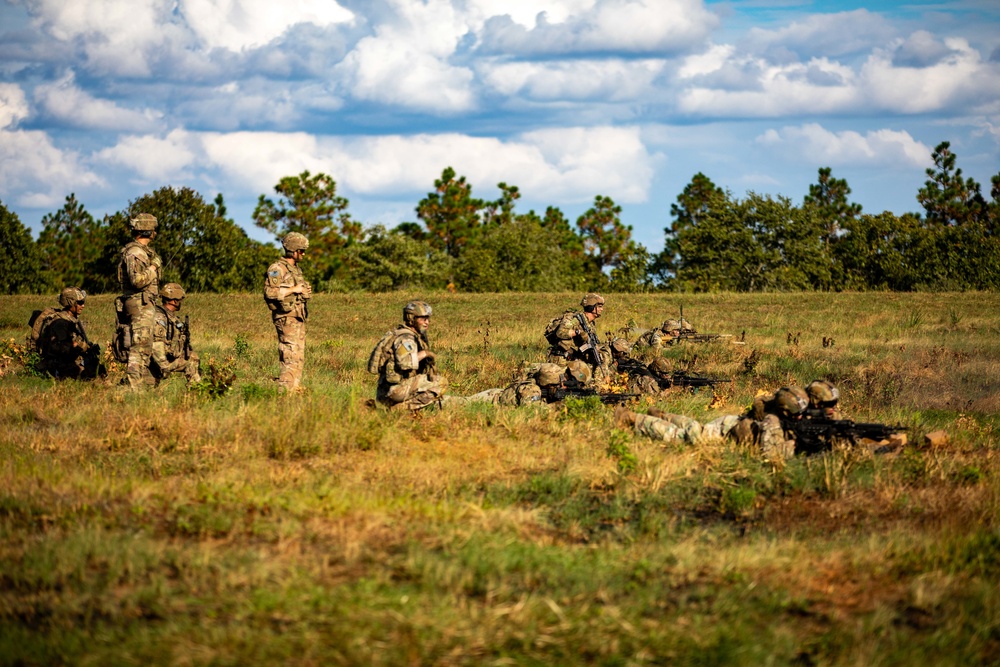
[397,339,416,354]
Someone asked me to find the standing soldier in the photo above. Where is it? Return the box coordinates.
[263,232,312,393]
[543,292,610,382]
[150,283,201,386]
[368,300,447,411]
[117,213,161,389]
[31,287,103,379]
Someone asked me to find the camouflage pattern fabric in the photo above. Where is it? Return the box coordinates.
[118,241,161,390]
[150,306,201,385]
[36,311,100,379]
[264,257,310,392]
[545,311,608,380]
[376,326,445,411]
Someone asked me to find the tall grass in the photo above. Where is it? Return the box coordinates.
[1,292,999,664]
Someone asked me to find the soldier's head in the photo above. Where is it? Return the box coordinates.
[160,283,186,312]
[281,232,309,259]
[403,300,432,333]
[580,293,605,321]
[806,380,839,412]
[661,319,682,334]
[533,363,565,389]
[647,356,671,376]
[59,287,87,314]
[565,360,592,387]
[774,386,809,419]
[129,213,158,240]
[610,337,632,361]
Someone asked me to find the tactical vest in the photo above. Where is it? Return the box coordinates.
[118,241,159,297]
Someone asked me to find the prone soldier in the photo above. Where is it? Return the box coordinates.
[117,213,161,389]
[263,232,312,393]
[149,283,201,386]
[30,287,103,379]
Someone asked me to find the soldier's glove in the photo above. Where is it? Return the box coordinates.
[300,284,313,300]
[78,341,90,353]
[419,351,436,366]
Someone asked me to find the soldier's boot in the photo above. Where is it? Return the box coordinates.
[614,404,638,429]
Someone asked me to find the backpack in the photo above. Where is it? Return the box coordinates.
[367,329,399,375]
[543,311,574,347]
[27,308,60,353]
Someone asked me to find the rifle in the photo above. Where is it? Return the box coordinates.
[543,386,639,405]
[575,312,604,378]
[75,318,105,378]
[784,416,908,455]
[672,305,743,344]
[183,314,192,360]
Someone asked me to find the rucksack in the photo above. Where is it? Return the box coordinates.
[367,329,399,375]
[543,311,574,347]
[27,307,60,353]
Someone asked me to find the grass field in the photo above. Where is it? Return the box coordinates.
[1,291,999,665]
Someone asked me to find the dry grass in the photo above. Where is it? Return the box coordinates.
[1,291,999,664]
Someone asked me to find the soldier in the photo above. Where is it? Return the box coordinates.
[805,380,842,419]
[32,287,103,379]
[263,232,312,393]
[149,283,201,386]
[464,361,590,407]
[117,213,161,389]
[368,300,447,411]
[543,292,610,381]
[633,318,693,350]
[615,386,809,460]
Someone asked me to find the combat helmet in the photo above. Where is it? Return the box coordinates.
[533,363,565,388]
[161,283,186,301]
[774,386,809,417]
[566,360,592,386]
[403,300,432,327]
[610,337,632,359]
[58,287,86,308]
[647,357,672,375]
[129,213,157,231]
[661,319,682,333]
[806,380,839,407]
[281,232,309,254]
[580,293,605,309]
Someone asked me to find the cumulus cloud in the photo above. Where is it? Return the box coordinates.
[756,124,931,168]
[465,0,595,28]
[0,83,30,128]
[34,72,161,131]
[95,129,201,181]
[196,125,655,202]
[476,0,718,56]
[0,128,102,207]
[480,58,666,100]
[745,10,895,61]
[181,0,354,52]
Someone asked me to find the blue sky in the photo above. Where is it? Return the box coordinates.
[1,0,998,253]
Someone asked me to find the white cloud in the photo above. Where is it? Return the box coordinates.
[745,10,895,59]
[0,83,30,129]
[756,124,931,168]
[465,0,595,28]
[95,129,200,181]
[0,129,102,208]
[481,58,666,100]
[477,0,718,56]
[34,72,161,131]
[180,0,354,52]
[198,126,655,203]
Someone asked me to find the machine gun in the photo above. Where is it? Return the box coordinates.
[671,305,744,345]
[615,357,726,391]
[542,386,639,405]
[784,416,908,455]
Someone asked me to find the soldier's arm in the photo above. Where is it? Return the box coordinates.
[149,314,171,370]
[264,265,310,301]
[553,317,579,341]
[125,249,158,290]
[393,334,421,372]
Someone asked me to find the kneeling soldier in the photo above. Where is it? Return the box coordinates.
[369,301,447,411]
[150,283,201,386]
[31,287,103,379]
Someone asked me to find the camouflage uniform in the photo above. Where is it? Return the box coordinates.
[374,302,446,411]
[465,363,565,407]
[150,283,201,385]
[117,214,161,389]
[619,407,740,445]
[35,288,101,380]
[545,293,609,381]
[633,318,692,350]
[729,387,809,459]
[264,233,311,392]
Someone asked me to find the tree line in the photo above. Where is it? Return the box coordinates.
[1,141,998,294]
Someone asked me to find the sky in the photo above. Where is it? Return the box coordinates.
[1,0,998,253]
